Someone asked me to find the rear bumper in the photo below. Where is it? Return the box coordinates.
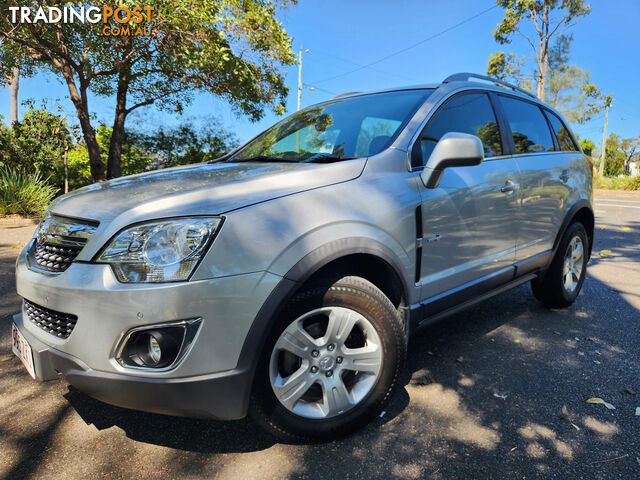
[13,312,252,420]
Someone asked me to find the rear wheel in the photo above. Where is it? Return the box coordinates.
[532,222,588,308]
[249,275,405,441]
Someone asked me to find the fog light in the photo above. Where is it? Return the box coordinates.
[132,330,180,367]
[149,336,162,364]
[115,319,202,370]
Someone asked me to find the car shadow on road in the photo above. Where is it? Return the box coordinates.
[63,386,279,454]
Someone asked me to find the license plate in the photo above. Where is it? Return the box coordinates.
[12,323,36,379]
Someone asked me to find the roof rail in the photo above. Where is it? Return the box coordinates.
[443,72,536,99]
[331,91,361,99]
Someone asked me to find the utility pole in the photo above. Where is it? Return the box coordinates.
[296,47,308,111]
[297,48,302,111]
[296,47,308,152]
[598,95,613,177]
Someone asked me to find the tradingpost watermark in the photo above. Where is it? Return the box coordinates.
[7,5,154,36]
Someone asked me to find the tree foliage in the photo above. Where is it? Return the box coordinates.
[598,133,638,177]
[0,108,72,181]
[0,0,295,181]
[492,0,591,100]
[488,33,604,124]
[620,136,640,171]
[579,138,594,156]
[487,51,533,91]
[544,34,602,124]
[0,108,238,191]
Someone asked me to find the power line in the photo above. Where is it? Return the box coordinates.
[312,49,421,83]
[303,83,337,96]
[310,4,498,84]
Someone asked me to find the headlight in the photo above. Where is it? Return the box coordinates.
[96,217,221,283]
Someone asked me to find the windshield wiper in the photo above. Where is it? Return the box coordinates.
[301,153,356,163]
[229,155,300,163]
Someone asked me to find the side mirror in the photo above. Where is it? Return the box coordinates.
[419,132,484,188]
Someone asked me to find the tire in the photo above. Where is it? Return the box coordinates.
[532,221,589,308]
[249,275,405,442]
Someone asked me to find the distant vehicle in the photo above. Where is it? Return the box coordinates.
[13,73,593,441]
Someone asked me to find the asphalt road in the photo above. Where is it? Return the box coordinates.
[1,190,639,479]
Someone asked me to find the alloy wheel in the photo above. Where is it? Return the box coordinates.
[563,235,584,293]
[269,306,383,419]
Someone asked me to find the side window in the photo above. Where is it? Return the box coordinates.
[499,96,554,153]
[546,111,578,151]
[420,93,502,163]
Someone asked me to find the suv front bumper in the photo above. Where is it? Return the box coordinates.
[14,242,284,420]
[13,312,252,419]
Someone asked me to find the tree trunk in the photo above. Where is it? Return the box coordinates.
[59,64,105,182]
[536,2,550,101]
[8,66,19,123]
[107,67,130,179]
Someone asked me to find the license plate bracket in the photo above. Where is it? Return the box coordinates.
[12,323,36,379]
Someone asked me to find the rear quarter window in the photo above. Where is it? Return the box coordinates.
[546,110,578,151]
[499,95,554,153]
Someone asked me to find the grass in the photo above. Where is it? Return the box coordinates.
[593,173,640,191]
[0,166,58,217]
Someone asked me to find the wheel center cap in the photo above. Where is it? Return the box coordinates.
[319,356,334,370]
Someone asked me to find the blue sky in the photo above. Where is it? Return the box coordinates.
[1,0,638,147]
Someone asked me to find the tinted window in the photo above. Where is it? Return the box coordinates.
[230,89,431,163]
[420,93,502,163]
[546,111,577,151]
[500,96,554,153]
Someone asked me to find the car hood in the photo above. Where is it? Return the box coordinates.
[50,160,366,222]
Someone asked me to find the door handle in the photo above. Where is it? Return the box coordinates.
[500,182,519,193]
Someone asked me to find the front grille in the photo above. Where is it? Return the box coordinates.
[27,213,98,273]
[24,300,78,339]
[32,242,82,272]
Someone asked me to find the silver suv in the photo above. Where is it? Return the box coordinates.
[12,73,593,441]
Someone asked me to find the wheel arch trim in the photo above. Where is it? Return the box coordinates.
[551,199,595,265]
[233,238,412,415]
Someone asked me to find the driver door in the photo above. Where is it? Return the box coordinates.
[415,92,520,307]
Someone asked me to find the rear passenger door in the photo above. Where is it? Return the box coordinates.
[496,95,575,266]
[415,92,520,303]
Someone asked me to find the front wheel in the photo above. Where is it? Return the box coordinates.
[249,275,405,442]
[532,221,589,308]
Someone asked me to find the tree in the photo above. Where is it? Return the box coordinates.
[579,138,595,156]
[492,0,591,100]
[544,35,601,124]
[620,136,640,172]
[600,133,627,177]
[487,51,533,91]
[488,32,603,124]
[0,0,295,182]
[8,107,73,184]
[136,119,238,168]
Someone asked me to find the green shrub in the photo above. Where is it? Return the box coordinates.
[594,172,640,191]
[623,175,640,191]
[0,166,58,217]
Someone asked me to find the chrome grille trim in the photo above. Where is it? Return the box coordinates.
[28,213,98,273]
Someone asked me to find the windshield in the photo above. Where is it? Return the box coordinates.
[228,89,432,163]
